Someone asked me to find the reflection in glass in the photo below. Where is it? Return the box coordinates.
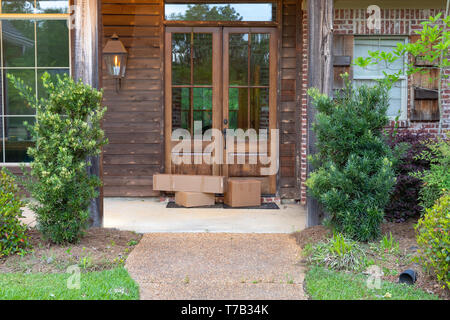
[36,0,68,13]
[172,33,191,85]
[2,0,34,13]
[37,20,69,67]
[37,69,70,99]
[229,88,248,130]
[193,33,212,85]
[5,70,36,115]
[193,88,212,133]
[172,87,190,131]
[250,88,269,131]
[2,20,35,67]
[5,117,34,162]
[250,34,270,86]
[165,3,275,22]
[229,33,248,86]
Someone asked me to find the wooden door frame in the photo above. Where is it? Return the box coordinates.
[164,27,222,175]
[164,26,278,194]
[222,27,278,194]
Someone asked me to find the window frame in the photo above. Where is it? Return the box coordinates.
[0,0,71,164]
[353,36,408,120]
[163,1,280,26]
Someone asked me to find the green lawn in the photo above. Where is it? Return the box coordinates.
[305,267,439,300]
[0,267,139,300]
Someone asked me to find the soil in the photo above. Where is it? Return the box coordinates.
[291,225,332,249]
[0,228,142,274]
[293,220,449,300]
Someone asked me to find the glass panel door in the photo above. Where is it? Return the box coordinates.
[222,27,277,193]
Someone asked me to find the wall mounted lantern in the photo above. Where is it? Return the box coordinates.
[103,34,128,92]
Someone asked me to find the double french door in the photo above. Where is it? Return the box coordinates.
[164,27,277,194]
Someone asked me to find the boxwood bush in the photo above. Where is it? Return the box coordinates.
[306,78,396,241]
[415,193,450,289]
[0,168,30,257]
[8,73,108,244]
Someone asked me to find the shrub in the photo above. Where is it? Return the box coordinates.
[384,130,432,222]
[415,194,450,289]
[0,168,30,257]
[306,77,396,241]
[9,73,108,244]
[412,137,450,210]
[305,233,368,272]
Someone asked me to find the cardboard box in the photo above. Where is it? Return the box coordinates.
[224,179,261,207]
[175,191,215,207]
[153,174,226,193]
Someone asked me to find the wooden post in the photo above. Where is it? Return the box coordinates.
[306,0,333,227]
[73,0,103,227]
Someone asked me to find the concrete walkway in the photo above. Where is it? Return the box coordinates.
[125,233,306,300]
[104,197,306,233]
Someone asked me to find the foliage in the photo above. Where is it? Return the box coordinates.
[305,233,369,272]
[377,232,400,255]
[305,266,439,300]
[0,267,139,300]
[168,4,243,21]
[0,169,30,257]
[384,130,433,222]
[8,73,108,244]
[411,137,450,209]
[415,194,450,289]
[306,77,396,241]
[354,12,450,132]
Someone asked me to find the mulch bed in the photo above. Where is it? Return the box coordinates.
[0,228,142,274]
[292,220,449,300]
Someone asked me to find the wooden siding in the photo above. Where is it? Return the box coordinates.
[101,0,163,197]
[279,0,302,198]
[101,0,302,198]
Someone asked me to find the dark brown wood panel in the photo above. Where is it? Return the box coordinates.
[102,0,164,196]
[279,0,300,198]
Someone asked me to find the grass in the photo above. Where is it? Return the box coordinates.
[305,266,439,300]
[0,267,139,300]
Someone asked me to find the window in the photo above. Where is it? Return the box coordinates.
[0,0,70,163]
[353,37,407,120]
[165,2,276,22]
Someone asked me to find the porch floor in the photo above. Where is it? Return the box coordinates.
[104,198,306,234]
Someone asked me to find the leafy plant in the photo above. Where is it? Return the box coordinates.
[411,137,450,210]
[305,233,368,272]
[354,12,450,133]
[415,193,450,289]
[384,130,433,222]
[8,73,108,244]
[0,168,31,257]
[306,77,396,241]
[378,232,399,255]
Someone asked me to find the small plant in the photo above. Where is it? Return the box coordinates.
[8,73,108,244]
[411,137,450,210]
[378,232,400,255]
[415,194,450,289]
[306,233,368,272]
[184,275,190,284]
[0,168,31,257]
[127,240,138,246]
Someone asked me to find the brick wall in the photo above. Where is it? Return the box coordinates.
[299,6,449,204]
[332,7,449,134]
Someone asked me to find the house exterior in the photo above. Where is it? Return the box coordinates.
[0,0,448,224]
